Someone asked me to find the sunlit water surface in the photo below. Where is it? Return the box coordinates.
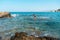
[0,12,60,38]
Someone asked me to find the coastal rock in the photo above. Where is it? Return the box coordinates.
[53,9,60,12]
[10,32,27,40]
[10,32,59,40]
[0,12,11,18]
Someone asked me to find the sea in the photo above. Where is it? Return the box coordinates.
[0,12,60,38]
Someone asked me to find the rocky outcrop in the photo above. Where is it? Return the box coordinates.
[0,12,11,18]
[10,32,60,40]
[53,9,60,12]
[56,9,60,12]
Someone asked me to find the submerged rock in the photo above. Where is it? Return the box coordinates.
[0,12,11,18]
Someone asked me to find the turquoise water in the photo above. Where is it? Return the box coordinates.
[0,12,60,38]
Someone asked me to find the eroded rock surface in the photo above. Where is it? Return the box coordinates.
[0,12,11,18]
[10,32,60,40]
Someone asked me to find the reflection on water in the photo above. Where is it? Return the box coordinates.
[0,12,60,38]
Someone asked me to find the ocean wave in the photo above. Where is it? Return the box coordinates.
[11,14,17,17]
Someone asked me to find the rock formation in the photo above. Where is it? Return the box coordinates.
[10,32,60,40]
[0,12,11,18]
[53,9,60,12]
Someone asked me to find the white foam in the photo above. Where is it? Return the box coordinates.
[40,16,50,20]
[44,33,49,36]
[11,14,17,17]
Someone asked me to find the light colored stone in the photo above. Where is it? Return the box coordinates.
[0,12,11,18]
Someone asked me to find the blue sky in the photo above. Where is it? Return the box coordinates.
[0,0,60,12]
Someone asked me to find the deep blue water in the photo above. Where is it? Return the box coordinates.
[0,12,60,38]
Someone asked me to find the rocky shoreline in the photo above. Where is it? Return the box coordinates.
[0,12,11,18]
[10,32,60,40]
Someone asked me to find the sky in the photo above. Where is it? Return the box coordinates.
[0,0,60,12]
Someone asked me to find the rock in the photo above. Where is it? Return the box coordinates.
[42,36,59,40]
[27,35,35,40]
[54,9,60,12]
[57,9,60,12]
[15,32,20,37]
[10,32,60,40]
[0,12,11,18]
[19,32,28,37]
[35,37,41,40]
[0,36,2,40]
[10,32,28,40]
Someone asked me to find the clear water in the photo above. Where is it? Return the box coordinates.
[0,12,60,38]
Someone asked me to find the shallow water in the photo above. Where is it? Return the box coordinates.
[0,12,60,38]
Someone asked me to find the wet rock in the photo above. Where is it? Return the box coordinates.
[10,32,27,40]
[0,12,11,18]
[19,32,27,36]
[35,37,42,40]
[0,36,2,40]
[10,32,60,40]
[42,36,59,40]
[15,32,20,37]
[27,35,35,40]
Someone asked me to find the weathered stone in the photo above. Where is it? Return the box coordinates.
[10,32,60,40]
[27,35,35,40]
[19,32,27,37]
[0,12,11,18]
[15,32,20,37]
[35,37,41,40]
